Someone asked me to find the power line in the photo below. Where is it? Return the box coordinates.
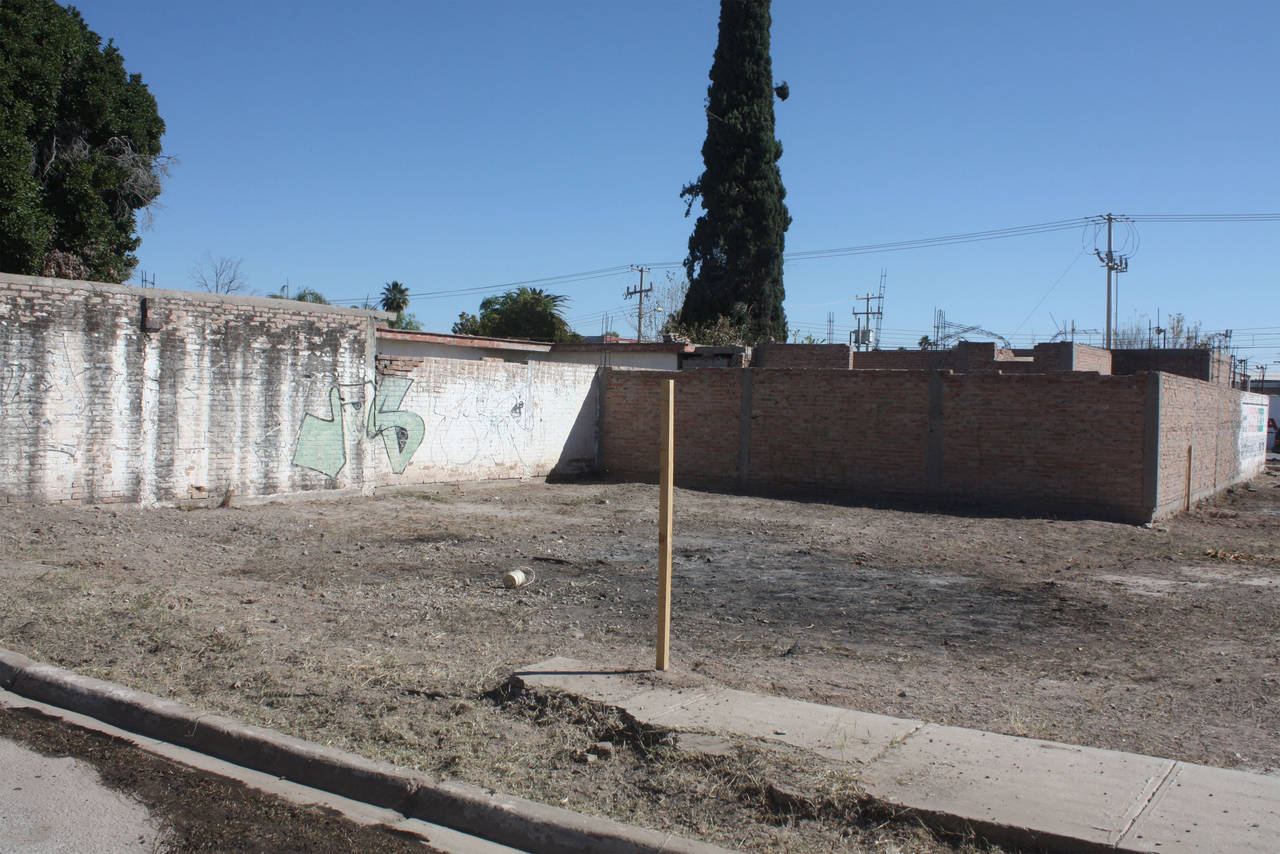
[327,212,1280,314]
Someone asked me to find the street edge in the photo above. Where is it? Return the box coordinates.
[0,647,731,854]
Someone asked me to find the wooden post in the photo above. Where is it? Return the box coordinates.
[656,379,674,671]
[1185,445,1193,512]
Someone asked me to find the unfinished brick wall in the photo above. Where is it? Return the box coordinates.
[851,350,949,370]
[601,367,1155,520]
[745,370,931,492]
[602,368,1266,521]
[0,274,376,504]
[600,369,741,485]
[753,343,852,369]
[1031,342,1112,374]
[934,373,1146,518]
[1152,374,1268,517]
[1112,349,1230,384]
[1070,344,1113,374]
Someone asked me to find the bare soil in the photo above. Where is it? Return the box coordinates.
[2,468,1278,851]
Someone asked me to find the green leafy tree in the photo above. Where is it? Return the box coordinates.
[0,0,167,281]
[388,312,421,330]
[679,0,790,344]
[450,287,580,342]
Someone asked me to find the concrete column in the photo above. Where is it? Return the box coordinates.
[1141,372,1161,519]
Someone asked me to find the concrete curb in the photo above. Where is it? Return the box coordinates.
[0,648,729,854]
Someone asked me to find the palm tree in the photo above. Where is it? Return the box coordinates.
[522,287,568,318]
[380,280,410,315]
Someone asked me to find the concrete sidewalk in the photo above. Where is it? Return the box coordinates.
[514,657,1279,854]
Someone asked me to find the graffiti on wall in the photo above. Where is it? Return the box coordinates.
[291,376,425,477]
[426,375,538,469]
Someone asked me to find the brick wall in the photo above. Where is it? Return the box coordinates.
[753,343,852,369]
[0,274,377,504]
[1151,374,1268,517]
[1112,349,1230,384]
[601,369,742,485]
[600,367,1155,520]
[934,373,1146,518]
[601,367,1263,522]
[745,370,932,493]
[851,350,950,370]
[1031,342,1112,374]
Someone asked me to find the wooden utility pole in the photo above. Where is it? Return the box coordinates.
[655,379,674,671]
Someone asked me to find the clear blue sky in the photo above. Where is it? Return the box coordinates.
[74,1,1279,366]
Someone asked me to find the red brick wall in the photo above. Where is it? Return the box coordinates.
[746,370,931,492]
[601,369,741,484]
[851,350,951,370]
[376,354,426,377]
[935,373,1145,517]
[600,367,1155,520]
[1153,374,1266,517]
[753,343,852,369]
[1071,344,1113,374]
[1031,343,1112,374]
[1112,349,1229,384]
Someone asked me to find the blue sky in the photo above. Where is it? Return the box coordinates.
[73,1,1279,366]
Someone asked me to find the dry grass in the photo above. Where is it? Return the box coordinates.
[3,474,1277,850]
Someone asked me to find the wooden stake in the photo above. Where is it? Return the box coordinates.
[1185,445,1193,512]
[656,379,674,671]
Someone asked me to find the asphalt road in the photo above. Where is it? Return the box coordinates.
[0,705,438,853]
[1,734,156,853]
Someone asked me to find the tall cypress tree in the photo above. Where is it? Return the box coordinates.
[679,0,790,343]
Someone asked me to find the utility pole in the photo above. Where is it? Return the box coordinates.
[851,271,886,352]
[1094,214,1130,349]
[625,265,653,342]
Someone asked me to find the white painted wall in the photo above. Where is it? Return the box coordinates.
[1239,392,1269,473]
[1268,395,1279,452]
[364,358,600,487]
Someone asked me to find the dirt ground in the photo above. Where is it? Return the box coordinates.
[2,467,1278,852]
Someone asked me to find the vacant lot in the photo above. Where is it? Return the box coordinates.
[2,468,1277,851]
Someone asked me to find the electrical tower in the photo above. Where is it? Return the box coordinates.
[850,270,886,351]
[932,309,1011,349]
[624,265,653,342]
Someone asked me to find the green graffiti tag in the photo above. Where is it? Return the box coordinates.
[366,376,425,474]
[291,387,347,477]
[290,378,426,478]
